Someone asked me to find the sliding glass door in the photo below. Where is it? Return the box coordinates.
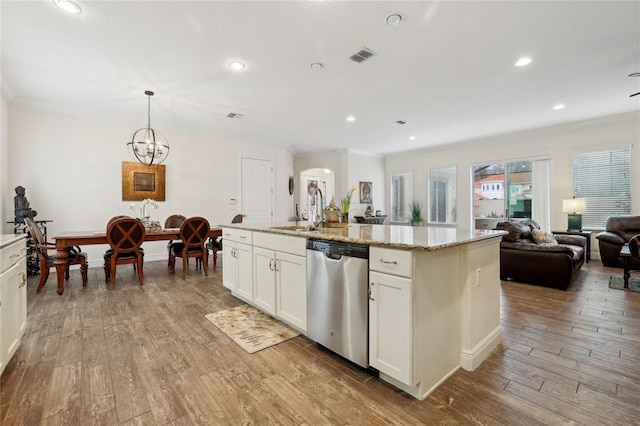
[473,161,533,227]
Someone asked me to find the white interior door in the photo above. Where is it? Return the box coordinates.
[241,157,273,224]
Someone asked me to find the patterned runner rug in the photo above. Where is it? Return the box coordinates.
[205,304,300,353]
[608,275,640,293]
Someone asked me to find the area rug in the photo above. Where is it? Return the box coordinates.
[608,275,640,293]
[205,305,300,353]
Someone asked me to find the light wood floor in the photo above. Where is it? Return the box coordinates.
[1,259,639,425]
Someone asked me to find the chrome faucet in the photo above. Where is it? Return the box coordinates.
[310,188,324,230]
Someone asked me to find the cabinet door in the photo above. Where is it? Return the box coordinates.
[0,257,27,375]
[253,247,276,314]
[236,242,253,301]
[369,271,413,385]
[222,241,237,291]
[276,252,307,331]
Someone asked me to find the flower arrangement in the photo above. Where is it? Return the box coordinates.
[341,186,356,214]
[129,198,159,221]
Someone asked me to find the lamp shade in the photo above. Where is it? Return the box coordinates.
[562,198,586,213]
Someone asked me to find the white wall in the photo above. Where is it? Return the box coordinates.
[0,91,8,228]
[4,104,293,265]
[385,112,639,234]
[346,151,385,218]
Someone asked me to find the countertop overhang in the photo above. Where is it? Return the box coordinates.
[222,223,506,251]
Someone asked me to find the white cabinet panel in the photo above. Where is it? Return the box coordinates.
[253,247,276,314]
[235,242,253,301]
[1,256,27,376]
[276,251,307,331]
[369,270,413,385]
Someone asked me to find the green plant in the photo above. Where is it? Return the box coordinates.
[409,200,424,223]
[341,186,356,213]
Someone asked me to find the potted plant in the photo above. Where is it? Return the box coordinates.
[341,186,356,222]
[409,200,424,226]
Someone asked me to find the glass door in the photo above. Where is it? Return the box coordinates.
[473,161,532,228]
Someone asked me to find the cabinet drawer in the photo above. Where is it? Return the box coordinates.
[221,228,252,244]
[369,247,413,278]
[1,238,27,274]
[253,232,306,256]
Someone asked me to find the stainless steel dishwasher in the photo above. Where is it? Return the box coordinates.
[306,239,369,368]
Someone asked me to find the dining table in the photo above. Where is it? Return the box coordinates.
[53,227,222,295]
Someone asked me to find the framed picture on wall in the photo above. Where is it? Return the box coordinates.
[360,181,372,204]
[122,161,166,201]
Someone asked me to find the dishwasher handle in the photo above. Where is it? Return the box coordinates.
[325,253,343,261]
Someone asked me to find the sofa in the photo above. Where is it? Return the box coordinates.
[596,216,640,268]
[495,220,586,290]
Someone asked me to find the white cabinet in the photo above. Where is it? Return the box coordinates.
[275,251,306,330]
[0,235,28,376]
[369,247,414,386]
[253,246,276,314]
[252,232,307,332]
[369,271,413,385]
[221,228,253,301]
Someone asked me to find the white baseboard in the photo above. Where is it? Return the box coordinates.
[460,325,503,371]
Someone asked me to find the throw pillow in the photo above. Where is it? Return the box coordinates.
[531,228,558,245]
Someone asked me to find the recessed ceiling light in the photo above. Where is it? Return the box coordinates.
[386,14,402,26]
[515,57,532,67]
[53,0,81,14]
[346,116,355,122]
[310,62,323,70]
[553,104,565,110]
[228,61,245,71]
[409,136,416,140]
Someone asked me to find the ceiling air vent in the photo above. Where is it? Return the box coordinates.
[227,112,244,119]
[395,120,407,125]
[350,47,375,63]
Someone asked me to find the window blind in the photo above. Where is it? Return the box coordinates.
[572,148,631,229]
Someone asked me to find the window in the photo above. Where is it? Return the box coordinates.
[572,148,631,229]
[473,161,534,221]
[390,172,413,222]
[429,167,456,224]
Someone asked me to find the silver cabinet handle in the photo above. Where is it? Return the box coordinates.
[268,259,274,271]
[368,282,374,301]
[9,253,20,260]
[379,259,397,265]
[239,235,247,239]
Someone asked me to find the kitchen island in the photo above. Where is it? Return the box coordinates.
[221,222,506,400]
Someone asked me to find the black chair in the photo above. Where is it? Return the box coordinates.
[25,217,88,293]
[103,216,146,289]
[170,217,210,279]
[206,214,243,270]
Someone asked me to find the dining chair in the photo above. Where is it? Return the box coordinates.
[169,216,210,279]
[165,214,187,267]
[206,213,243,270]
[103,216,146,289]
[25,217,88,293]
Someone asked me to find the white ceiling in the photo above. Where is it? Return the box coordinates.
[2,1,639,156]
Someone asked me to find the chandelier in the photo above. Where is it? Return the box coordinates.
[126,91,170,166]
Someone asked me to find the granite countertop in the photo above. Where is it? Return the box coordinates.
[0,233,27,249]
[222,222,506,251]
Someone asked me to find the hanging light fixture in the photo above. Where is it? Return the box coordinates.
[126,91,170,166]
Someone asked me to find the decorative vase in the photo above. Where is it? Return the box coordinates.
[411,220,423,227]
[341,212,349,223]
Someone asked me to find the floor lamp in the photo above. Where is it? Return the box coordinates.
[562,198,587,232]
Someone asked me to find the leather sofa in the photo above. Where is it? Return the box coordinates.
[596,216,640,268]
[495,220,586,290]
